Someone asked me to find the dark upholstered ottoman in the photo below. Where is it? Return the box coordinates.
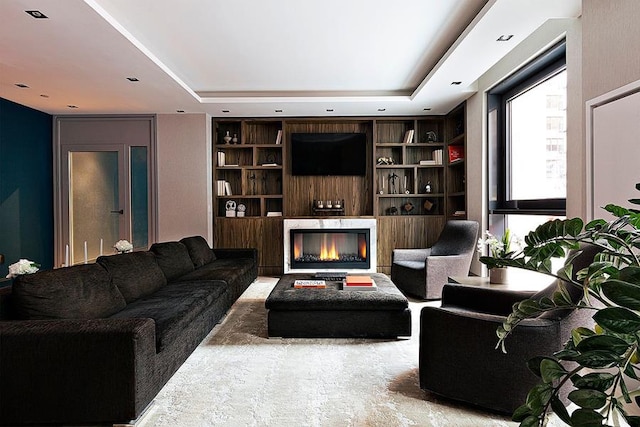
[265,273,411,338]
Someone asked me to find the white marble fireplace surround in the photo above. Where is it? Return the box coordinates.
[283,218,377,274]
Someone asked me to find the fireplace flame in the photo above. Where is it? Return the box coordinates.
[319,235,339,260]
[359,236,367,259]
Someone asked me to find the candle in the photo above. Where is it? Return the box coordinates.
[100,239,103,256]
[65,244,69,267]
[84,241,88,264]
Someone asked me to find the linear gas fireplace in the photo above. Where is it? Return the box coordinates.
[284,218,377,273]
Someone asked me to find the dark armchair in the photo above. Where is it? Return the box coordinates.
[391,220,479,300]
[418,244,600,414]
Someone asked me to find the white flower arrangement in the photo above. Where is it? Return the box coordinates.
[477,229,522,258]
[6,259,40,279]
[113,240,134,254]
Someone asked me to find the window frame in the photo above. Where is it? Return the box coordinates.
[487,40,567,216]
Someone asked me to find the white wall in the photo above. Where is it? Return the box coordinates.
[156,113,213,244]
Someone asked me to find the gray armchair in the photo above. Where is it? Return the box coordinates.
[419,244,600,414]
[391,220,478,300]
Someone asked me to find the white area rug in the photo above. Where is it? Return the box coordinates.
[138,277,518,427]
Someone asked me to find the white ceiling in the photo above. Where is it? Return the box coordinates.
[0,0,581,117]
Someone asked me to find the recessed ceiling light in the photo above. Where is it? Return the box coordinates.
[176,110,185,113]
[377,108,386,112]
[451,81,462,85]
[221,110,230,113]
[126,77,139,82]
[25,10,48,19]
[275,109,283,113]
[15,83,29,88]
[497,34,514,42]
[67,105,78,109]
[40,94,49,98]
[423,108,432,111]
[326,109,334,112]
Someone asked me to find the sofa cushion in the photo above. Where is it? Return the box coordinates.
[180,236,216,268]
[150,242,195,281]
[97,251,166,303]
[172,257,256,299]
[109,281,229,351]
[11,264,127,320]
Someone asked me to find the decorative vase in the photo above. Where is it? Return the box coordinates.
[232,134,238,144]
[489,267,509,284]
[223,131,232,144]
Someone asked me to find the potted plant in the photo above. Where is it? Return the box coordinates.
[480,184,640,427]
[477,228,522,283]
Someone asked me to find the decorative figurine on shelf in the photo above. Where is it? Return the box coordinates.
[389,173,399,194]
[249,173,256,195]
[425,181,432,193]
[377,157,394,165]
[386,206,398,215]
[225,200,237,217]
[315,200,324,209]
[237,203,246,217]
[232,133,238,144]
[334,199,342,209]
[423,199,435,212]
[223,131,232,144]
[403,176,410,194]
[426,131,438,142]
[402,201,415,214]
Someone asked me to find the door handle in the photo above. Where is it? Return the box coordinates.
[110,209,124,214]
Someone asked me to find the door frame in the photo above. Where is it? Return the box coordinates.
[53,115,157,268]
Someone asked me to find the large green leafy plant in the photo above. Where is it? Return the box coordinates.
[481,184,640,427]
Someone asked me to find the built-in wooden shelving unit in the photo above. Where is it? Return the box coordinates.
[212,103,467,275]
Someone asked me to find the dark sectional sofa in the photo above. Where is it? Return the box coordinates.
[0,236,257,426]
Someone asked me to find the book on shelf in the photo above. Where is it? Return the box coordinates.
[403,129,415,144]
[294,280,326,289]
[343,275,377,291]
[419,160,437,165]
[448,145,464,163]
[266,211,282,217]
[274,129,282,145]
[217,151,225,166]
[261,163,278,167]
[217,180,233,196]
[453,210,466,216]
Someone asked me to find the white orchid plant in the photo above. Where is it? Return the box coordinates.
[6,259,40,279]
[477,229,522,259]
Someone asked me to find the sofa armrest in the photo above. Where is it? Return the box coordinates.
[0,318,157,424]
[441,283,536,316]
[213,247,258,263]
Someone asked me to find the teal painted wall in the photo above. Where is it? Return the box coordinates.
[0,98,53,278]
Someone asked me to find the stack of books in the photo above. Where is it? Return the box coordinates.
[342,275,377,291]
[216,180,232,196]
[294,280,326,289]
[448,145,464,163]
[419,149,443,165]
[403,129,415,144]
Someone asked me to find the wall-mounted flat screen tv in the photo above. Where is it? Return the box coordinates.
[291,133,367,176]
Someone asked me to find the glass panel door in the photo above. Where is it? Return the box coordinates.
[62,146,126,265]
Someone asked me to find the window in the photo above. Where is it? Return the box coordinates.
[487,41,567,252]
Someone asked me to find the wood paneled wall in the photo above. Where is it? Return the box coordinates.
[283,120,373,217]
